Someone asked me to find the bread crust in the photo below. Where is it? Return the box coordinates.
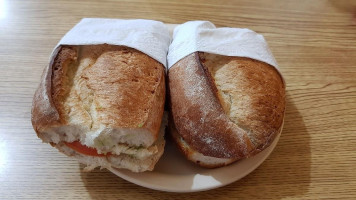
[169,116,237,168]
[32,44,165,142]
[168,52,285,161]
[31,46,67,136]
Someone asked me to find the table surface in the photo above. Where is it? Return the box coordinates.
[1,0,356,199]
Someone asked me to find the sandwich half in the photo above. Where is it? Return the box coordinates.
[32,44,166,172]
[168,52,285,168]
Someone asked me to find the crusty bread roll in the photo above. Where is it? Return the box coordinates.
[32,44,166,172]
[168,52,285,168]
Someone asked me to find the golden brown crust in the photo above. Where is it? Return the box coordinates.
[145,67,166,138]
[31,47,65,134]
[199,52,286,151]
[81,46,165,136]
[32,44,165,141]
[168,52,285,160]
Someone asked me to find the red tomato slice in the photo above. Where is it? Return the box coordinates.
[65,141,110,157]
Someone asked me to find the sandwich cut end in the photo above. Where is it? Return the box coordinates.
[53,114,167,172]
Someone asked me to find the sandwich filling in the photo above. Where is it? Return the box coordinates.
[51,115,166,172]
[54,115,167,172]
[61,115,167,160]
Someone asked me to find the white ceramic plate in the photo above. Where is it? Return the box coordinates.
[109,23,282,192]
[109,125,282,193]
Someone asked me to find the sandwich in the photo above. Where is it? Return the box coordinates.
[168,52,285,168]
[31,44,166,172]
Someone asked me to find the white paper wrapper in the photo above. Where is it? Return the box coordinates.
[167,21,280,74]
[54,18,171,67]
